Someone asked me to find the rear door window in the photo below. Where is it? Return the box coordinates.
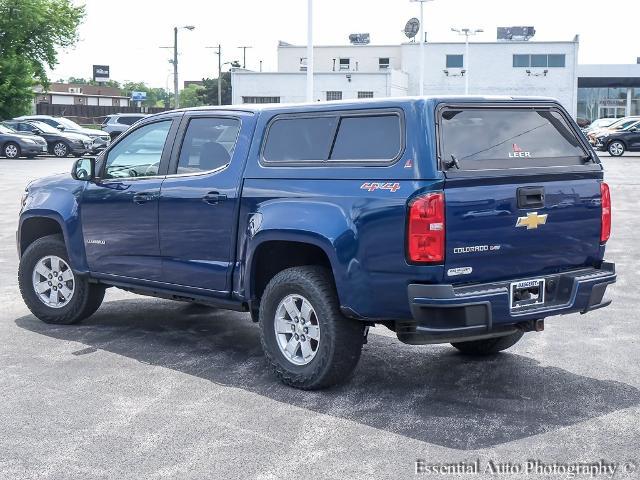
[440,108,587,170]
[176,117,240,174]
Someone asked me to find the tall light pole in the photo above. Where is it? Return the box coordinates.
[306,0,314,102]
[411,0,433,96]
[451,27,483,94]
[238,46,252,69]
[164,25,195,109]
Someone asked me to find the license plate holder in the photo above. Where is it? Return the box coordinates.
[510,278,545,310]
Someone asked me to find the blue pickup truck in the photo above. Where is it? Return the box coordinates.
[17,97,616,389]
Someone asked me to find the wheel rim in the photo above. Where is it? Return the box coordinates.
[274,294,320,366]
[5,144,18,158]
[53,143,67,157]
[31,255,75,308]
[610,142,623,156]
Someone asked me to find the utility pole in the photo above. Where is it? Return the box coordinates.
[173,27,179,108]
[206,45,223,105]
[163,25,195,109]
[306,0,313,102]
[451,27,483,94]
[410,0,434,97]
[238,46,252,69]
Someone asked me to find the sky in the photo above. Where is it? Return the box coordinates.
[50,0,639,89]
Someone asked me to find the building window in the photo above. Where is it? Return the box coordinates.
[326,91,343,101]
[513,54,566,68]
[299,57,307,72]
[358,91,374,99]
[242,96,280,104]
[379,57,390,70]
[446,54,464,68]
[339,58,350,70]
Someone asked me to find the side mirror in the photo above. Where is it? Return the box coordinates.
[32,128,42,135]
[71,157,96,181]
[56,125,65,131]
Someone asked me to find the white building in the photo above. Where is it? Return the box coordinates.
[232,39,579,115]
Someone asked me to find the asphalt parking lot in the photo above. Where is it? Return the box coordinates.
[1,154,639,479]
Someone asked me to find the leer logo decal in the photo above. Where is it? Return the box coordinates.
[509,143,531,158]
[516,212,548,230]
[360,182,401,193]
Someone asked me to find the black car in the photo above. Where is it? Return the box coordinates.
[0,124,48,158]
[594,121,640,156]
[2,120,92,158]
[15,115,110,153]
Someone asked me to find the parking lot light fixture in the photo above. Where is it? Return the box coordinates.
[451,27,483,94]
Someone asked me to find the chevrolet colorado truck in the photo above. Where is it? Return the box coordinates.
[17,97,616,389]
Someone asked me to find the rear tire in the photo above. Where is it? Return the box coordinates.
[3,142,20,159]
[451,330,524,355]
[259,266,364,390]
[608,140,625,157]
[18,234,105,325]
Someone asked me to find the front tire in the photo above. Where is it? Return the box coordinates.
[18,234,105,324]
[608,140,625,157]
[52,141,69,158]
[451,330,524,355]
[259,266,364,390]
[3,142,20,159]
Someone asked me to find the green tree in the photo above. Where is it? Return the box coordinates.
[0,0,85,118]
[199,71,235,106]
[179,84,205,108]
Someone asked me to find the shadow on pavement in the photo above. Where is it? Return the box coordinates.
[15,297,640,450]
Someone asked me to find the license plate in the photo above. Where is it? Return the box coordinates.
[510,278,545,309]
[41,146,47,152]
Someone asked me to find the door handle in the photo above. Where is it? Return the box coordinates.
[202,191,227,205]
[517,186,545,209]
[132,191,157,204]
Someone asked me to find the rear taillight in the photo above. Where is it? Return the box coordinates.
[407,192,445,263]
[600,182,611,243]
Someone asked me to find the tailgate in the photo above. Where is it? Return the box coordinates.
[438,104,603,284]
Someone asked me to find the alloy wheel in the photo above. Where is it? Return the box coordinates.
[4,144,18,158]
[274,294,320,365]
[53,142,68,157]
[31,255,75,308]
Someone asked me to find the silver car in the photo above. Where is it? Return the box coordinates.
[101,113,148,139]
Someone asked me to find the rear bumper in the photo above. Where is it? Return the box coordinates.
[403,262,616,343]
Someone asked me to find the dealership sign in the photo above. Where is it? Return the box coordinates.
[93,65,110,82]
[131,91,147,101]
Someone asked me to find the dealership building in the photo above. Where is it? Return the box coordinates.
[232,35,640,123]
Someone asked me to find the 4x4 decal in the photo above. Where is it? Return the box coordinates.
[360,182,401,193]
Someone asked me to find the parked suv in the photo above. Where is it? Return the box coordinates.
[101,113,147,139]
[15,115,110,154]
[3,120,92,157]
[17,97,616,389]
[593,121,640,156]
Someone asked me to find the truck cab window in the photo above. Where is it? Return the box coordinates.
[104,120,172,179]
[176,118,240,174]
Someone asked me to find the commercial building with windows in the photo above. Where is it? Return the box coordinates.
[577,64,640,124]
[232,39,579,115]
[232,38,640,122]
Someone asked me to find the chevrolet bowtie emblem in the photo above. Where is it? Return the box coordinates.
[516,212,548,230]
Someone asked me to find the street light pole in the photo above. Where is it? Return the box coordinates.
[411,0,433,97]
[218,44,222,105]
[173,27,179,108]
[451,27,483,94]
[168,25,195,109]
[306,0,314,102]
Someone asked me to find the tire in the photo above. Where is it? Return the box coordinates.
[259,266,364,390]
[3,142,20,159]
[52,141,69,158]
[608,140,625,157]
[451,330,524,355]
[18,234,105,325]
